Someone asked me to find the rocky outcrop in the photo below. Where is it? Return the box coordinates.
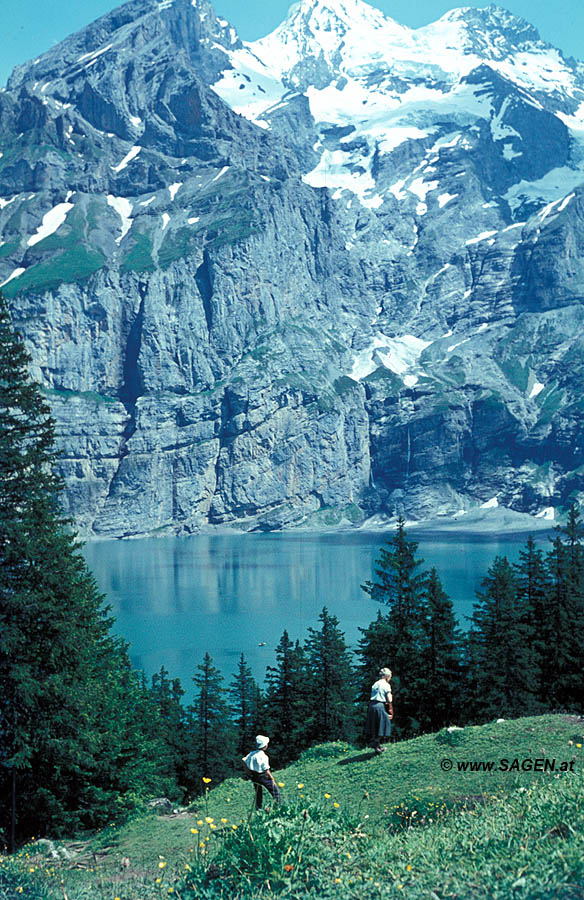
[1,0,584,534]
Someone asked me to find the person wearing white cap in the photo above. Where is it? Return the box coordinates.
[242,735,281,809]
[366,667,393,755]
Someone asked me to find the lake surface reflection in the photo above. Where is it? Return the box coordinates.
[83,530,551,697]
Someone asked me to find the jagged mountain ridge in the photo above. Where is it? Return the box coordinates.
[1,0,583,535]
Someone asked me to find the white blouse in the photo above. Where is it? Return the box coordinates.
[242,749,270,772]
[370,678,392,703]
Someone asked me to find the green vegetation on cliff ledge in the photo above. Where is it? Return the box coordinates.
[4,715,583,899]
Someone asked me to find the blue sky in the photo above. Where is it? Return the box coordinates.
[0,0,581,86]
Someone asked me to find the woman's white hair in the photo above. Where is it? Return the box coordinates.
[379,667,392,679]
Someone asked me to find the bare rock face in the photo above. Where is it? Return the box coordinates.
[1,0,584,534]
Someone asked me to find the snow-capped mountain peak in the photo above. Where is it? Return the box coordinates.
[250,0,411,88]
[213,2,583,134]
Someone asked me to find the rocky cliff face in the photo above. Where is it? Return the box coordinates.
[1,0,584,535]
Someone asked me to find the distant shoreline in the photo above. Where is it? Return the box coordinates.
[80,505,558,542]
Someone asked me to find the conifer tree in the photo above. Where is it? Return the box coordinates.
[151,666,190,797]
[544,511,584,710]
[514,536,548,704]
[361,519,426,736]
[419,568,462,730]
[356,611,395,702]
[188,653,235,790]
[230,653,260,756]
[264,631,310,764]
[0,294,171,843]
[561,507,584,708]
[467,556,538,721]
[303,607,357,745]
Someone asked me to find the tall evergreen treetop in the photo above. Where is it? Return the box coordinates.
[188,652,235,788]
[265,630,311,764]
[361,519,426,737]
[230,653,260,756]
[0,295,172,843]
[419,567,462,731]
[362,516,425,622]
[468,555,539,721]
[303,607,357,744]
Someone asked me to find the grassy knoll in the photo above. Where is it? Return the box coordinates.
[3,714,583,899]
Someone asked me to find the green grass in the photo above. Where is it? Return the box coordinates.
[304,504,365,526]
[0,240,20,259]
[120,231,155,273]
[5,715,584,899]
[497,355,531,393]
[42,387,118,405]
[536,385,565,426]
[158,227,199,269]
[3,246,105,297]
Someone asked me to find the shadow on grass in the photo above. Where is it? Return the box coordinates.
[337,751,379,765]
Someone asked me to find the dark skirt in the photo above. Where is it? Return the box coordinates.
[366,700,392,738]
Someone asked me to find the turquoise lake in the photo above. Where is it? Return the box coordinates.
[83,530,552,697]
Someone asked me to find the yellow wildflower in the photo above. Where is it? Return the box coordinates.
[190,828,199,834]
[197,819,204,825]
[406,864,412,872]
[297,783,304,789]
[333,802,340,808]
[221,818,228,824]
[231,824,238,830]
[155,878,162,884]
[278,781,285,787]
[205,816,214,823]
[203,777,212,784]
[324,793,331,799]
[158,861,167,869]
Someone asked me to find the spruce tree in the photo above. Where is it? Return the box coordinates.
[514,536,548,705]
[188,653,235,790]
[361,519,426,736]
[561,507,584,708]
[356,611,395,702]
[264,631,310,764]
[151,666,190,797]
[303,607,357,745]
[468,556,538,721]
[229,653,260,756]
[544,511,584,710]
[419,568,462,731]
[0,294,171,843]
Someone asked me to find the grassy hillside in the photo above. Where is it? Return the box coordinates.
[3,714,583,899]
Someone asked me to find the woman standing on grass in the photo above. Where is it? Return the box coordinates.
[366,667,393,754]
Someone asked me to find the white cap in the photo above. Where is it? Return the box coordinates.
[255,735,269,749]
